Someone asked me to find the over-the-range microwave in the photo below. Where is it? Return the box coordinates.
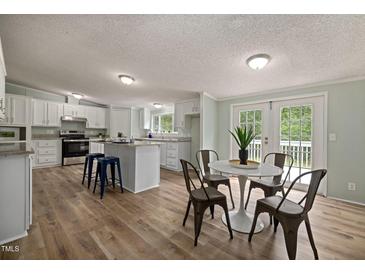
[0,127,20,142]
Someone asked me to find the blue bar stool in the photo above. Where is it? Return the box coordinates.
[93,156,124,199]
[82,153,105,189]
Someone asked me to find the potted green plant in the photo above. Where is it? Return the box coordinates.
[229,126,256,165]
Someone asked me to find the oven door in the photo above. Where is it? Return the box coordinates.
[62,140,89,157]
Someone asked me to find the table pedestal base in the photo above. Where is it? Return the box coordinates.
[222,209,264,233]
[221,174,264,234]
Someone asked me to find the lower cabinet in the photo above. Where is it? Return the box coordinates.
[160,141,190,171]
[89,141,104,154]
[31,139,62,168]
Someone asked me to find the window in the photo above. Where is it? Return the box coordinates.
[152,113,173,133]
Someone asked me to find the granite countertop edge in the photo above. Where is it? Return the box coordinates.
[0,142,35,157]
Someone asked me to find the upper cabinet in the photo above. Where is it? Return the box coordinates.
[0,37,6,121]
[0,94,29,126]
[174,98,200,129]
[32,99,63,127]
[63,104,85,118]
[85,106,107,129]
[139,108,151,129]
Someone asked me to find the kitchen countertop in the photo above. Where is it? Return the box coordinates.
[100,141,162,147]
[135,137,192,142]
[32,135,62,140]
[0,142,34,156]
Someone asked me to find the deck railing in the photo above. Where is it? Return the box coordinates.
[248,140,312,169]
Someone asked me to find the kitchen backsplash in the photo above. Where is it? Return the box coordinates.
[32,121,107,138]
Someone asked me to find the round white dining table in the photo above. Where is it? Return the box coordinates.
[208,160,283,234]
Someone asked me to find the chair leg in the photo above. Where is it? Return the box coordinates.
[82,157,88,185]
[305,217,319,260]
[244,184,253,210]
[227,182,235,209]
[116,159,123,193]
[281,187,285,197]
[110,162,116,189]
[193,204,205,246]
[93,162,100,193]
[183,199,191,226]
[100,163,106,199]
[274,217,279,232]
[282,222,301,260]
[209,205,215,219]
[248,205,261,242]
[221,200,233,239]
[87,157,93,189]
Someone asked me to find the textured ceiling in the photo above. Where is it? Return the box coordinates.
[0,15,365,106]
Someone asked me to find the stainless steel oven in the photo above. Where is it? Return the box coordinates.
[60,130,89,165]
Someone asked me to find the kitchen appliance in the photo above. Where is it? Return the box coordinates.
[60,130,89,165]
[0,127,20,142]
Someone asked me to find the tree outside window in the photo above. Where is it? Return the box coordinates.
[152,113,173,133]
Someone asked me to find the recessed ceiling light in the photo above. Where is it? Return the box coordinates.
[118,74,135,85]
[246,54,271,70]
[72,93,83,100]
[153,103,162,109]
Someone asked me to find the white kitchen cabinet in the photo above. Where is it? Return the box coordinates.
[85,106,107,129]
[89,141,104,154]
[32,99,63,127]
[174,102,185,128]
[139,108,151,129]
[31,139,62,168]
[0,152,32,245]
[110,107,131,137]
[174,98,200,129]
[160,141,190,171]
[0,94,28,126]
[63,104,85,118]
[160,142,167,166]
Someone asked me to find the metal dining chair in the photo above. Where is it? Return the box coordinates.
[196,150,235,213]
[245,152,294,221]
[180,159,233,246]
[248,169,327,260]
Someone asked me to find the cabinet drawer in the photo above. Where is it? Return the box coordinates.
[167,143,178,151]
[166,149,177,158]
[38,140,57,148]
[166,157,178,169]
[37,156,57,164]
[38,147,57,156]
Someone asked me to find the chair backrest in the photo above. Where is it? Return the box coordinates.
[180,159,208,198]
[302,169,327,213]
[277,169,327,215]
[196,150,219,176]
[264,152,294,185]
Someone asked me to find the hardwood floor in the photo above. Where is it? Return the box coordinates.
[1,165,365,259]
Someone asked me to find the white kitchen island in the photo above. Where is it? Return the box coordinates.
[103,141,160,193]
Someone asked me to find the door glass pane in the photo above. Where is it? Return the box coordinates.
[280,104,312,184]
[239,110,262,162]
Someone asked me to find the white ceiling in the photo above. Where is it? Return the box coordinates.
[0,15,365,106]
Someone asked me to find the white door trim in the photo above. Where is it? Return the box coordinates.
[230,91,328,196]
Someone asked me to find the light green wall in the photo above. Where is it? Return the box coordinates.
[217,79,365,204]
[201,93,219,150]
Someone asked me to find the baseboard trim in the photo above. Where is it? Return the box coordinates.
[327,196,365,207]
[0,231,28,245]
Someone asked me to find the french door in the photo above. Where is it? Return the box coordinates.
[231,95,326,195]
[232,103,270,163]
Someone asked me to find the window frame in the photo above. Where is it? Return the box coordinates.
[151,112,175,133]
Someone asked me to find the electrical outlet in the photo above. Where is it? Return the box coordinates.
[348,182,356,191]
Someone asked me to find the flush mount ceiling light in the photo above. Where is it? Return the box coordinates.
[118,74,135,85]
[246,54,271,70]
[153,103,162,109]
[72,93,83,100]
